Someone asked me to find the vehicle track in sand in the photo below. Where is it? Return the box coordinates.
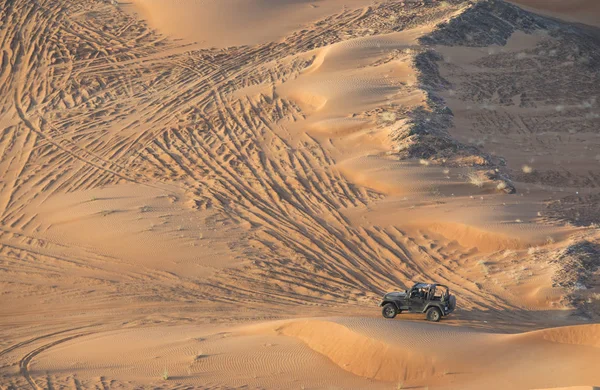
[1,0,503,313]
[0,326,96,389]
[18,331,94,390]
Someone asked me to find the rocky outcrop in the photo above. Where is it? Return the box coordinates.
[393,0,600,196]
[550,241,600,318]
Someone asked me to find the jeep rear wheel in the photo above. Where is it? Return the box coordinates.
[426,307,441,322]
[382,303,397,319]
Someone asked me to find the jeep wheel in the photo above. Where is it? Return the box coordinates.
[382,303,397,319]
[426,307,442,322]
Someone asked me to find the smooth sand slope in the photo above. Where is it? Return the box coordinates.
[508,0,600,27]
[127,0,376,48]
[0,0,599,388]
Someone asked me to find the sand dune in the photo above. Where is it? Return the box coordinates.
[508,0,600,27]
[0,0,599,388]
[20,318,600,389]
[275,318,600,389]
[128,0,376,48]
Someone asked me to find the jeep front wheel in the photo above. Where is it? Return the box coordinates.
[426,307,442,322]
[382,303,397,319]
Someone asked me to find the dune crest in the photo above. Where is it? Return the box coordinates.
[519,324,600,348]
[264,318,600,389]
[275,319,437,382]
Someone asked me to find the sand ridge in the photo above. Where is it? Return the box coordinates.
[16,318,600,389]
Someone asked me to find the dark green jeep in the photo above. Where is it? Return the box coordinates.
[379,283,456,322]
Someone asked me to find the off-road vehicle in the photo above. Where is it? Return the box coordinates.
[379,283,456,322]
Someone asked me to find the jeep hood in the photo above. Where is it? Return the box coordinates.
[384,291,406,298]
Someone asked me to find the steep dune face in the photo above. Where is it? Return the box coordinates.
[275,319,438,382]
[0,0,599,388]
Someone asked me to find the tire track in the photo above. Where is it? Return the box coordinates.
[0,0,529,339]
[18,331,94,390]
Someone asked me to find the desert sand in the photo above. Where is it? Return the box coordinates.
[0,0,599,389]
[508,0,600,27]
